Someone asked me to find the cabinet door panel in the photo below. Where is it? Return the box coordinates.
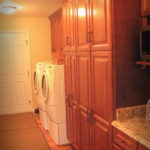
[90,0,112,51]
[91,51,112,121]
[141,0,150,16]
[64,53,73,141]
[80,111,91,150]
[77,52,91,150]
[63,0,76,52]
[69,0,76,51]
[77,52,91,108]
[70,54,80,150]
[76,0,91,51]
[93,120,110,150]
[72,103,80,150]
[91,51,112,150]
[64,52,79,149]
[62,4,68,50]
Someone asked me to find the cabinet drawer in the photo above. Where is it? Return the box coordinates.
[113,128,137,150]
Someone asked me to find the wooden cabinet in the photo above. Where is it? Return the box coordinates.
[64,52,80,150]
[112,128,150,150]
[64,48,113,150]
[76,51,113,150]
[141,0,150,16]
[91,51,112,150]
[63,0,113,150]
[77,52,92,150]
[49,9,62,53]
[90,0,112,51]
[113,128,137,150]
[62,0,76,52]
[138,144,149,150]
[76,0,112,51]
[76,0,91,51]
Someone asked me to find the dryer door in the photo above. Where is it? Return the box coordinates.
[33,69,39,95]
[42,73,49,102]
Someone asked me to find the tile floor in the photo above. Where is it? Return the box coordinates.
[33,113,73,150]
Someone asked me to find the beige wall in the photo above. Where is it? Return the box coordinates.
[0,17,51,110]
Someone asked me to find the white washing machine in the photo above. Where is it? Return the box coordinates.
[33,62,48,130]
[41,64,69,145]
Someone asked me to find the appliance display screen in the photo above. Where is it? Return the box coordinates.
[142,31,150,54]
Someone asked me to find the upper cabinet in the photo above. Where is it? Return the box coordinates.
[76,0,91,51]
[76,0,112,51]
[90,0,112,51]
[49,8,62,53]
[63,0,112,52]
[141,0,150,16]
[62,0,76,52]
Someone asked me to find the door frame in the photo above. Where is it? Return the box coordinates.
[0,31,33,113]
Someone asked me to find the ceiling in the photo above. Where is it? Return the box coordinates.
[0,0,62,17]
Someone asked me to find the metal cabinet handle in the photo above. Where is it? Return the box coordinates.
[67,95,72,107]
[87,32,92,42]
[87,108,91,123]
[66,36,71,45]
[87,107,94,124]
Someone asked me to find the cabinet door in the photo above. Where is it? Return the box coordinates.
[77,52,92,150]
[91,51,113,150]
[51,18,57,52]
[50,9,62,54]
[63,0,76,52]
[64,53,73,142]
[76,0,91,51]
[141,0,150,16]
[70,53,80,150]
[90,0,112,51]
[64,52,79,149]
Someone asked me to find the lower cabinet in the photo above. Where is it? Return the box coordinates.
[91,51,113,150]
[77,52,92,150]
[64,52,80,150]
[113,128,150,150]
[64,51,113,150]
[113,128,137,150]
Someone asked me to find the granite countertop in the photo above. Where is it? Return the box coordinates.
[112,105,150,149]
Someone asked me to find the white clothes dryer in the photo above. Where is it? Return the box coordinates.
[33,62,48,130]
[41,64,69,145]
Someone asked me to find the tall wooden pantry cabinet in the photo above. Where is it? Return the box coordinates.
[63,0,113,150]
[62,0,144,149]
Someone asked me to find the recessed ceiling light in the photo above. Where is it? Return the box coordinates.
[0,2,23,15]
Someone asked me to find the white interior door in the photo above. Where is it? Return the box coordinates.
[0,32,32,114]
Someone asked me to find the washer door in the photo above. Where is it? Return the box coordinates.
[42,73,49,102]
[33,69,39,95]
